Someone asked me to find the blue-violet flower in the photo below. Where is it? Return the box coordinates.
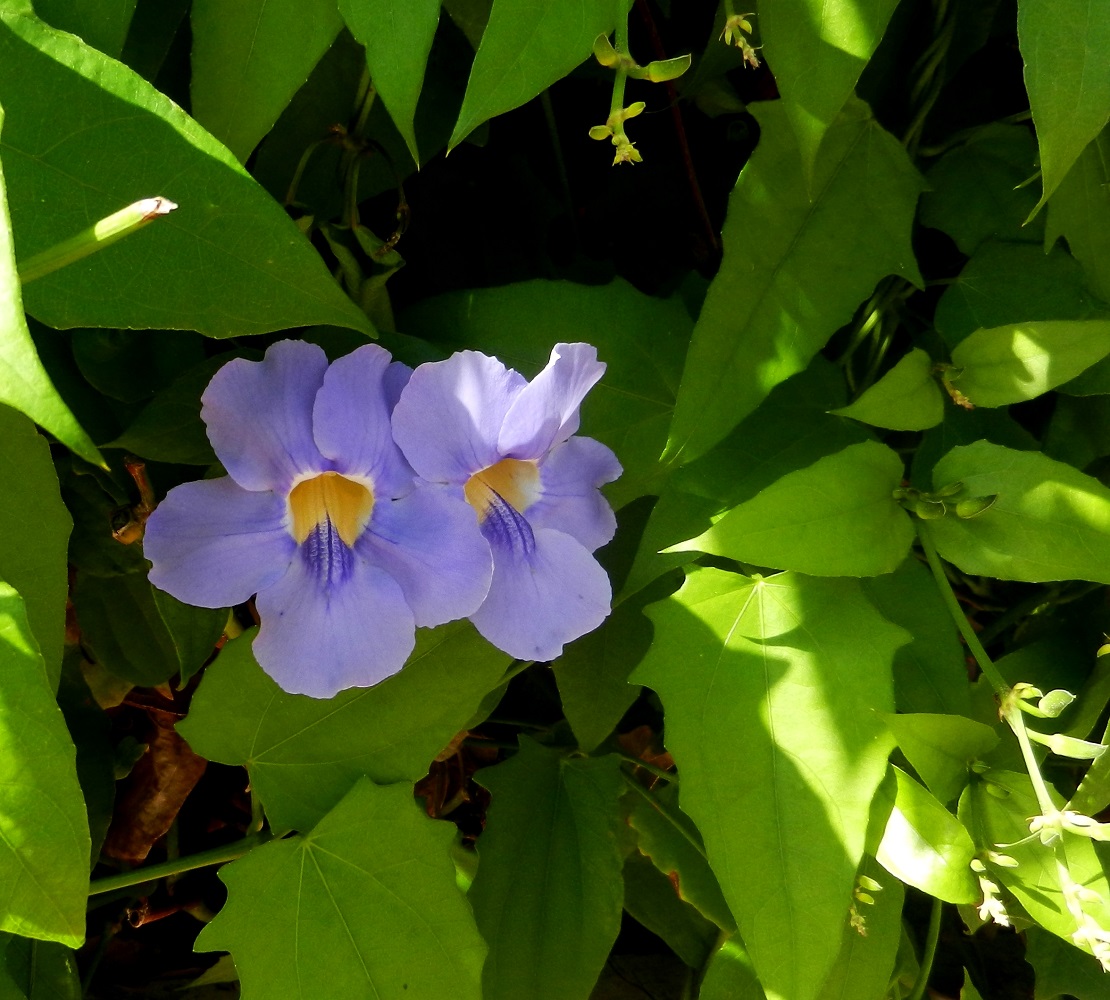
[143,340,493,698]
[391,343,621,661]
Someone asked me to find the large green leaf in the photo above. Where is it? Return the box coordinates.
[0,106,100,466]
[33,0,135,57]
[399,279,691,507]
[0,7,371,337]
[884,714,999,804]
[1018,0,1110,212]
[0,581,89,948]
[875,766,978,904]
[340,0,440,165]
[178,623,511,833]
[469,740,624,1000]
[190,0,342,163]
[670,441,913,577]
[196,778,485,1000]
[1046,127,1110,304]
[761,0,900,179]
[0,934,81,1000]
[449,0,628,148]
[633,568,907,1000]
[949,320,1110,407]
[665,98,922,465]
[831,348,944,431]
[0,406,71,687]
[927,441,1110,583]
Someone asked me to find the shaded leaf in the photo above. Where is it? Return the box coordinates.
[0,934,81,1000]
[670,441,913,577]
[665,98,923,465]
[831,348,944,431]
[0,582,89,948]
[190,0,342,163]
[0,9,371,337]
[633,568,906,1000]
[33,0,136,57]
[621,853,718,970]
[1026,925,1110,999]
[178,623,511,833]
[151,589,225,687]
[884,713,999,804]
[470,740,624,1000]
[927,441,1110,583]
[197,778,485,1000]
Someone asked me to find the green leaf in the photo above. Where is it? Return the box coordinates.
[0,406,72,687]
[669,441,913,577]
[1046,126,1110,304]
[861,558,972,717]
[884,714,999,804]
[469,741,624,1000]
[622,357,868,599]
[920,124,1042,254]
[340,0,440,165]
[399,279,692,507]
[190,0,342,163]
[875,766,978,903]
[633,569,906,1000]
[698,937,767,1000]
[0,9,371,338]
[449,0,628,148]
[33,0,136,57]
[197,778,485,1000]
[817,855,905,1000]
[1044,395,1110,469]
[0,581,89,948]
[934,241,1096,349]
[832,348,944,430]
[760,0,899,179]
[1018,0,1110,212]
[1026,925,1110,999]
[74,571,182,687]
[948,320,1110,407]
[151,589,226,687]
[178,623,511,833]
[665,98,923,465]
[0,108,101,466]
[0,934,81,1000]
[626,783,734,932]
[553,596,645,752]
[927,441,1110,583]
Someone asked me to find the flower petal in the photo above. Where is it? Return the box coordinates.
[529,437,621,551]
[145,478,295,608]
[361,484,492,627]
[470,527,611,661]
[253,554,415,698]
[392,350,526,483]
[202,340,329,491]
[312,344,415,498]
[497,343,606,458]
[383,360,413,411]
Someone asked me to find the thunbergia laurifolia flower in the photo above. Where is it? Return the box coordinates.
[144,340,493,699]
[391,343,622,661]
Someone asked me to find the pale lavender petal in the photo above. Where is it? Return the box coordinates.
[471,527,611,661]
[497,344,606,458]
[254,554,414,698]
[312,344,414,499]
[392,351,526,484]
[145,478,295,608]
[202,341,328,492]
[528,437,621,552]
[361,484,492,627]
[383,360,412,412]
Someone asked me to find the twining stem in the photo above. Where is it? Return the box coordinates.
[906,896,942,1000]
[88,833,272,897]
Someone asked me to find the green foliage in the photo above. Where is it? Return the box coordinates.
[831,348,944,430]
[197,778,486,999]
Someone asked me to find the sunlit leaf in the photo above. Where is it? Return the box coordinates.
[698,937,767,1000]
[196,778,485,1000]
[884,714,999,804]
[832,348,944,431]
[178,623,511,833]
[633,568,906,1000]
[665,98,923,465]
[0,581,89,948]
[469,740,624,1000]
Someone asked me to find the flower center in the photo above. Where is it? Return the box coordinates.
[288,471,375,546]
[463,458,540,521]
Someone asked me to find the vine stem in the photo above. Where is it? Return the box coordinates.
[88,833,272,897]
[906,895,942,1000]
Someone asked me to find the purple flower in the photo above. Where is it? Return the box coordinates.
[143,340,493,699]
[391,344,621,661]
